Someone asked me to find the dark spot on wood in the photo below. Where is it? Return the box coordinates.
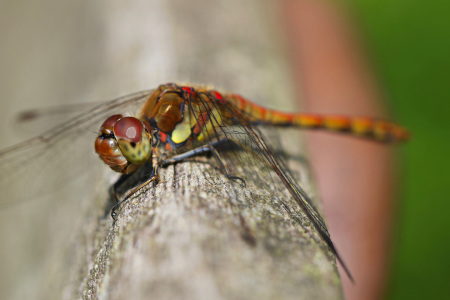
[239,215,257,247]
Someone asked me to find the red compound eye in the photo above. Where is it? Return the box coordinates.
[100,114,123,133]
[113,117,144,143]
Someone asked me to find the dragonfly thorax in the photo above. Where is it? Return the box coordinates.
[95,114,152,174]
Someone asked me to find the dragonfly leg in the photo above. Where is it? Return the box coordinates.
[111,165,160,220]
[161,145,212,166]
[161,139,245,187]
[110,173,132,204]
[208,145,246,187]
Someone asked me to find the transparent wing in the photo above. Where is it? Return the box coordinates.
[15,101,111,136]
[187,93,353,281]
[0,90,154,207]
[0,90,154,300]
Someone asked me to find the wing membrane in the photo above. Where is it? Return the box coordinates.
[0,90,153,207]
[187,92,353,280]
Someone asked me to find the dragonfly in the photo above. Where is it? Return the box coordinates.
[0,83,409,283]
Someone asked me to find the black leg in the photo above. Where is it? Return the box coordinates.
[162,139,246,187]
[110,173,132,204]
[161,145,212,166]
[208,145,246,188]
[111,165,159,220]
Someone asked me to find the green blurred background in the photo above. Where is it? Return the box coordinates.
[347,0,450,299]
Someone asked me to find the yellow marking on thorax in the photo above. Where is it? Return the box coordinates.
[197,107,223,142]
[171,107,193,144]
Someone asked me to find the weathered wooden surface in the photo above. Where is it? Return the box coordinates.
[79,153,342,300]
[0,0,343,299]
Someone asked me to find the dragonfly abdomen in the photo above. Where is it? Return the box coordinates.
[226,93,409,143]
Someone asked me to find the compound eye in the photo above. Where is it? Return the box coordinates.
[113,117,144,143]
[100,114,123,134]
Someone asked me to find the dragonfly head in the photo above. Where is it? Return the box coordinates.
[95,114,152,174]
